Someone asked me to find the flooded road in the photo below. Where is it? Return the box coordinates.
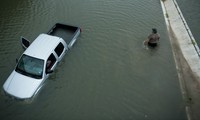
[0,0,187,120]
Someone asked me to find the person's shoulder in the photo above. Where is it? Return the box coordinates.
[157,33,160,39]
[148,33,154,36]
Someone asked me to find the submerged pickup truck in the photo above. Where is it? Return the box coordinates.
[3,23,81,99]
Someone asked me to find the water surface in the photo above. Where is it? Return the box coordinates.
[0,0,187,120]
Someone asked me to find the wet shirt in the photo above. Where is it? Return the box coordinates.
[148,33,160,43]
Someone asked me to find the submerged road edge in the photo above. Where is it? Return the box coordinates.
[160,0,200,120]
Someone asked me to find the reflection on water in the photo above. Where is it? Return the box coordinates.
[0,0,187,120]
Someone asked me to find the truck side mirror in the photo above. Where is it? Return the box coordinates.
[46,70,53,74]
[16,58,18,63]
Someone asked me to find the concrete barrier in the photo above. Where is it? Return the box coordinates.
[161,0,200,76]
[160,0,200,120]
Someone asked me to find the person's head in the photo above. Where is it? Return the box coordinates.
[152,28,157,33]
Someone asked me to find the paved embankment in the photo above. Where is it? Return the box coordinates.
[160,0,200,120]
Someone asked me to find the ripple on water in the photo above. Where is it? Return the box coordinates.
[0,0,187,120]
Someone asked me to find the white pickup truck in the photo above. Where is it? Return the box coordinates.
[3,23,81,99]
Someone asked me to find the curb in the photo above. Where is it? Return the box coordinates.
[160,0,200,120]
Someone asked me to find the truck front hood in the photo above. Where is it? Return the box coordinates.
[3,71,42,99]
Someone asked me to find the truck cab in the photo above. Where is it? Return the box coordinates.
[3,23,81,99]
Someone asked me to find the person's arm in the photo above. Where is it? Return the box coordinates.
[158,34,160,41]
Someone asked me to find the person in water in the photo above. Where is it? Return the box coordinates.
[144,28,160,47]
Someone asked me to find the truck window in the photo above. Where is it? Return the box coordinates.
[46,53,56,73]
[15,54,44,79]
[55,42,64,57]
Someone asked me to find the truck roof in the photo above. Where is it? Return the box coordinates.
[24,34,63,60]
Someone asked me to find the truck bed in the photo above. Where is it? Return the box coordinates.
[47,23,81,45]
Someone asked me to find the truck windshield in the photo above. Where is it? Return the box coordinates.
[15,54,44,79]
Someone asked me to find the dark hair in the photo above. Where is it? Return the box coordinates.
[152,28,157,33]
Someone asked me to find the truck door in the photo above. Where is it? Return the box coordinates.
[54,42,66,61]
[21,36,30,49]
[45,53,57,74]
